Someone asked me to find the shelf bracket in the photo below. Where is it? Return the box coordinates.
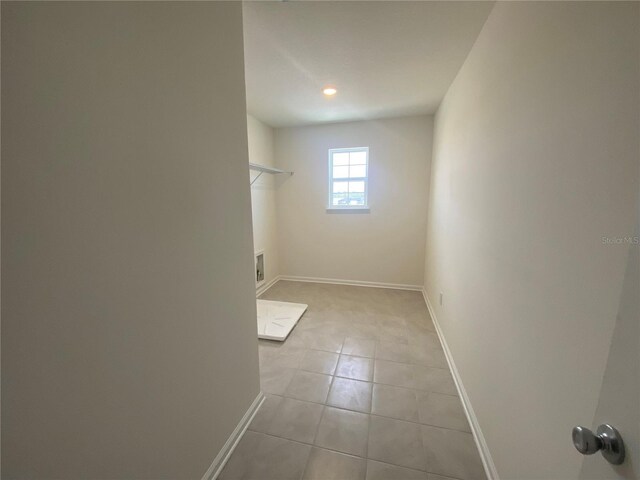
[250,171,264,186]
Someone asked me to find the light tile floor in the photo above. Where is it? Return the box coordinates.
[219,281,486,480]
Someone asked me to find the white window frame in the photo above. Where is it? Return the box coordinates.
[327,147,369,210]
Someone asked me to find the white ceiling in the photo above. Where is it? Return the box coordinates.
[243,1,494,127]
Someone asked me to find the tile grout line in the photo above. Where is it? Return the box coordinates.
[299,334,344,480]
[264,370,461,405]
[255,283,476,479]
[265,345,452,376]
[255,428,464,479]
[364,349,374,468]
[252,394,473,436]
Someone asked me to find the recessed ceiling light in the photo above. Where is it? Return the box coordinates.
[323,86,337,96]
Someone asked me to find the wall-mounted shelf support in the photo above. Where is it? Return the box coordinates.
[249,163,293,185]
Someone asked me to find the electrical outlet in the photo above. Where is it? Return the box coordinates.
[439,292,443,306]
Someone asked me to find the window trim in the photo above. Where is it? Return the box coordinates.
[327,146,369,210]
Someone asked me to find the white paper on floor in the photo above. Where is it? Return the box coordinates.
[256,299,308,341]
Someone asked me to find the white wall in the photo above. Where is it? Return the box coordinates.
[248,115,280,290]
[579,219,639,480]
[424,2,639,479]
[2,3,260,478]
[276,116,432,288]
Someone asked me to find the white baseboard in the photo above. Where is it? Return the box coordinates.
[202,391,265,480]
[278,275,422,292]
[256,275,281,297]
[421,288,499,480]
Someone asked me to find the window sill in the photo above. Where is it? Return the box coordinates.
[326,207,370,214]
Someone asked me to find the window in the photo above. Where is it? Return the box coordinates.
[328,147,369,208]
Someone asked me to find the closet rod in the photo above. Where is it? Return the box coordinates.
[249,162,293,186]
[249,163,293,175]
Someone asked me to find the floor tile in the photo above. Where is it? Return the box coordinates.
[422,425,485,480]
[372,383,419,422]
[347,322,380,340]
[277,331,307,350]
[368,416,426,471]
[408,345,448,368]
[408,333,443,352]
[405,311,436,333]
[303,447,366,480]
[259,345,281,365]
[407,325,437,341]
[377,323,409,344]
[417,392,470,432]
[342,336,376,358]
[376,341,412,363]
[299,349,339,375]
[253,282,473,480]
[260,366,296,395]
[327,377,373,413]
[248,394,283,433]
[258,339,288,355]
[303,320,348,339]
[314,406,369,457]
[304,332,344,353]
[267,397,324,443]
[219,431,311,480]
[261,347,306,370]
[374,359,415,389]
[412,366,457,395]
[218,430,262,479]
[366,459,427,480]
[335,354,374,381]
[285,370,332,403]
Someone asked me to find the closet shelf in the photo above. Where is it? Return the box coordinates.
[249,162,293,185]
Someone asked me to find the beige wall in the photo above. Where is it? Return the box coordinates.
[424,2,639,479]
[248,115,280,290]
[1,3,260,479]
[276,116,432,287]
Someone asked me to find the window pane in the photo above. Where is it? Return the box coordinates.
[350,164,366,178]
[348,193,365,205]
[329,148,368,207]
[350,151,367,164]
[333,152,349,166]
[332,181,348,193]
[333,165,349,178]
[349,181,365,193]
[332,193,348,206]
